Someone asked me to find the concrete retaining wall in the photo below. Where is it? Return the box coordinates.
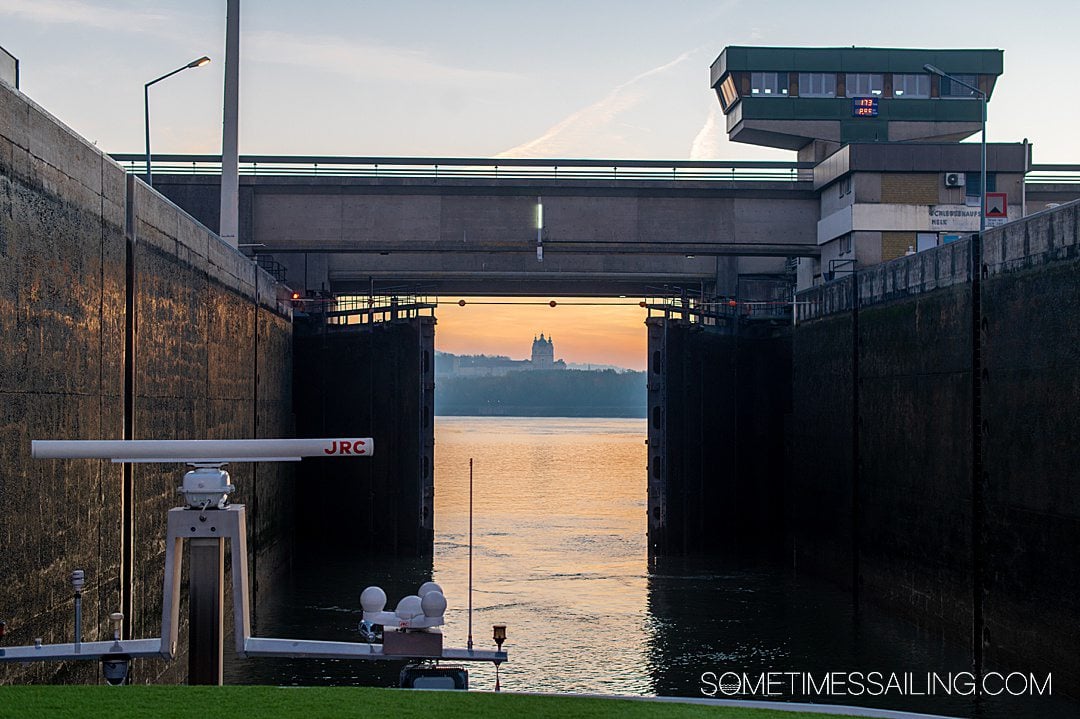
[792,199,1080,691]
[0,82,294,683]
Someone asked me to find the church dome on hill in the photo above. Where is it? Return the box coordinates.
[531,333,556,370]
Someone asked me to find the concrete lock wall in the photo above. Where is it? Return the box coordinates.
[0,82,295,684]
[792,199,1080,692]
[647,317,791,556]
[292,318,435,556]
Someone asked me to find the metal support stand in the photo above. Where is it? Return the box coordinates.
[5,439,507,679]
[161,505,250,664]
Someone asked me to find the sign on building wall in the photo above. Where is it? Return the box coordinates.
[818,201,1021,245]
[929,205,981,231]
[852,97,878,117]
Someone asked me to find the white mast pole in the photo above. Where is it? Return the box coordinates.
[219,0,240,248]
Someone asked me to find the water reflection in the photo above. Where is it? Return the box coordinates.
[224,417,1076,718]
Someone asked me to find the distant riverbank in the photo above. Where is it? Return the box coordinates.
[435,369,646,418]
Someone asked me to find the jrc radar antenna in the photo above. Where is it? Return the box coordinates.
[32,438,372,511]
[1,437,508,686]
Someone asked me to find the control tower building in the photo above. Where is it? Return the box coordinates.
[709,47,1029,287]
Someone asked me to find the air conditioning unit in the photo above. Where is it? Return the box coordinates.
[944,172,966,188]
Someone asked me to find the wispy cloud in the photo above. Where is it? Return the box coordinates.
[245,30,517,87]
[496,52,694,158]
[0,0,170,31]
[689,103,723,159]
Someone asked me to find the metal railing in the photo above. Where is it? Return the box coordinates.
[297,293,437,326]
[1026,164,1080,184]
[254,255,287,283]
[645,282,795,325]
[110,154,1080,185]
[109,154,813,183]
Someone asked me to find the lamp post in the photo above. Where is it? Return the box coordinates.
[924,64,987,234]
[144,56,211,186]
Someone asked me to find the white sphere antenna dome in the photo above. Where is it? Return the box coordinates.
[418,581,443,598]
[395,595,423,619]
[360,586,386,613]
[421,591,447,618]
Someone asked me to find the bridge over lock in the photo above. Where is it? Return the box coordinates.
[114,154,823,298]
[115,153,1078,300]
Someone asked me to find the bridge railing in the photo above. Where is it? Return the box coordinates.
[1027,164,1080,184]
[111,155,1080,184]
[645,291,794,325]
[296,293,437,326]
[110,154,813,183]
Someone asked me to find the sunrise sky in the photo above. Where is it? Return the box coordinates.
[435,298,649,371]
[5,0,1080,369]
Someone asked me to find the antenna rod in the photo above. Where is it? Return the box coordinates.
[467,457,474,651]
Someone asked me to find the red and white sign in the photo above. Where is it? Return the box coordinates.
[985,192,1008,218]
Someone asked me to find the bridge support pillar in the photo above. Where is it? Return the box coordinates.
[714,257,738,297]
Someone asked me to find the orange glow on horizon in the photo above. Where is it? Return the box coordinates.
[435,297,648,371]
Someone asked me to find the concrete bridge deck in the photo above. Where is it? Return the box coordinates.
[113,154,1079,296]
[114,155,823,296]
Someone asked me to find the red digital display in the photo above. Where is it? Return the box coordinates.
[852,97,879,117]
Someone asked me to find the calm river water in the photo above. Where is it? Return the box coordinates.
[225,417,1075,718]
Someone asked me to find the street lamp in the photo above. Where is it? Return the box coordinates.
[144,56,211,186]
[924,63,987,234]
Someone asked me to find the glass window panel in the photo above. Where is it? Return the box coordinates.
[965,172,997,197]
[942,74,979,98]
[846,73,883,96]
[719,75,739,110]
[799,72,835,97]
[751,72,788,97]
[893,74,930,99]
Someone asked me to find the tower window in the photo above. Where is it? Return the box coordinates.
[718,75,739,110]
[750,72,788,96]
[799,73,836,98]
[846,73,883,96]
[893,74,930,98]
[941,74,979,98]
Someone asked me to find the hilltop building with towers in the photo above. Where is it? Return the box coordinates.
[530,334,558,370]
[436,333,566,378]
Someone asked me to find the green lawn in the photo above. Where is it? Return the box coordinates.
[0,686,869,719]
